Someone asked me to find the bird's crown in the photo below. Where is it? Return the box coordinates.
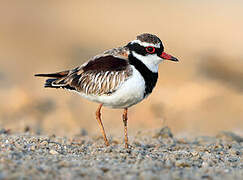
[136,33,162,45]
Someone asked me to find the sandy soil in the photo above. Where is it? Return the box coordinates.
[0,127,242,180]
[0,1,243,137]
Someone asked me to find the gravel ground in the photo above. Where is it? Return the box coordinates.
[0,127,242,180]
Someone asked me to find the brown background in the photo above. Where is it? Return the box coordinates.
[0,0,243,137]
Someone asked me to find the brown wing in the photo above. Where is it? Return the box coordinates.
[36,47,132,95]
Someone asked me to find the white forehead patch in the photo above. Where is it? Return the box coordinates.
[131,40,161,48]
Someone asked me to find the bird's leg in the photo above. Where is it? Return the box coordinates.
[122,108,129,148]
[96,104,109,146]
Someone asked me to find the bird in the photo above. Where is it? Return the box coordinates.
[35,33,179,148]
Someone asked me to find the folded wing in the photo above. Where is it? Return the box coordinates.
[35,48,132,96]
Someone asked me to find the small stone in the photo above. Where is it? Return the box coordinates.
[152,127,173,139]
[191,151,198,156]
[175,160,191,167]
[228,149,241,156]
[80,129,88,136]
[49,149,59,155]
[58,161,69,167]
[0,129,11,135]
[40,141,48,146]
[228,157,239,162]
[30,145,36,151]
[177,138,187,144]
[100,167,109,173]
[201,152,211,161]
[202,161,209,168]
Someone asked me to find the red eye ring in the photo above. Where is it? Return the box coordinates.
[145,46,155,54]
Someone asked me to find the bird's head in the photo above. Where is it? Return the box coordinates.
[126,33,179,72]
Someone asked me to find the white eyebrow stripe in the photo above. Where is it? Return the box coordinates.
[131,40,161,48]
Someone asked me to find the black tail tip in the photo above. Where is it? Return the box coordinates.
[44,79,56,88]
[35,74,46,77]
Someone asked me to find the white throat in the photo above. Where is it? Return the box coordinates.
[132,51,162,73]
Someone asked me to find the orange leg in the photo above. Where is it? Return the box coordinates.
[96,104,109,146]
[122,108,129,148]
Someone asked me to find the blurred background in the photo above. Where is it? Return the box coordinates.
[0,0,243,138]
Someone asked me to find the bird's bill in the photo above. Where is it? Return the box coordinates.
[160,52,179,62]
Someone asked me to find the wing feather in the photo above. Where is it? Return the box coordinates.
[36,47,132,94]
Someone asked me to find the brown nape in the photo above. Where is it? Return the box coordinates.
[136,33,161,44]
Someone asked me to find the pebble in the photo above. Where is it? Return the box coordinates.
[49,149,59,155]
[0,128,242,180]
[30,145,36,151]
[40,140,48,146]
[175,160,191,168]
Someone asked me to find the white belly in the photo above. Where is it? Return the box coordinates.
[77,66,146,109]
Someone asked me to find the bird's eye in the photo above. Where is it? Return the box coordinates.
[145,46,155,54]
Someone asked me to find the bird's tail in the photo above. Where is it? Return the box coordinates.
[43,78,58,88]
[35,70,72,89]
[35,70,69,78]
